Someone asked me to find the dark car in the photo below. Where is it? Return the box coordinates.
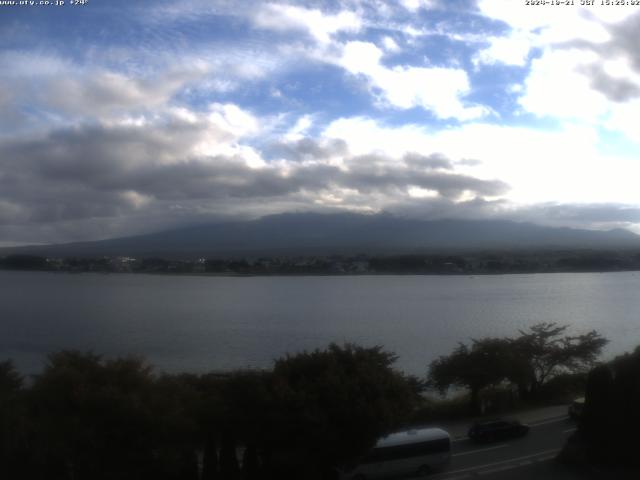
[468,419,530,443]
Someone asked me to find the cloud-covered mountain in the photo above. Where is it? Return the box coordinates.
[4,213,639,259]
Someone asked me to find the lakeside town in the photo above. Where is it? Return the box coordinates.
[3,249,640,275]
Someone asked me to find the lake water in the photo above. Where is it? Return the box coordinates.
[1,270,640,376]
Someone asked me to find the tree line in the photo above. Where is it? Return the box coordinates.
[0,345,419,480]
[4,250,640,275]
[0,324,609,479]
[428,322,607,413]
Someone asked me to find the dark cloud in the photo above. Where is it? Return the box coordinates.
[403,152,453,170]
[7,118,638,244]
[560,12,640,102]
[606,12,640,74]
[579,63,640,103]
[339,154,507,199]
[0,121,511,244]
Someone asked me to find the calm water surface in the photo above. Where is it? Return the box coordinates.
[1,270,639,375]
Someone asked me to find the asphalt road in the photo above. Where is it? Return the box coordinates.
[348,407,638,479]
[423,413,576,480]
[408,411,639,480]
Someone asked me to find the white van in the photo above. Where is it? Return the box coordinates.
[339,427,451,479]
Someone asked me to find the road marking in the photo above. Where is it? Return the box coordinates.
[529,416,569,427]
[478,464,515,475]
[476,454,558,476]
[452,444,509,457]
[563,427,577,434]
[429,448,560,478]
[535,454,557,462]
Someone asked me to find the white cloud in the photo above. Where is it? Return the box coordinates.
[519,49,609,120]
[518,45,640,130]
[382,36,400,53]
[339,41,489,120]
[0,51,213,133]
[323,116,640,206]
[285,114,314,141]
[253,3,362,44]
[477,0,621,39]
[473,0,616,69]
[473,33,533,67]
[476,1,640,147]
[207,103,260,138]
[400,0,438,11]
[606,99,640,143]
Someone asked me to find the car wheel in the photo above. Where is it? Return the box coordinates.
[417,464,431,476]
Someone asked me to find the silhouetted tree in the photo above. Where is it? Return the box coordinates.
[151,373,201,480]
[219,432,240,480]
[577,347,640,466]
[428,338,513,413]
[266,343,418,479]
[242,443,260,480]
[511,323,608,398]
[581,364,615,462]
[0,359,22,395]
[27,351,195,480]
[1,254,48,270]
[428,324,607,410]
[3,344,424,480]
[201,433,219,480]
[0,360,28,478]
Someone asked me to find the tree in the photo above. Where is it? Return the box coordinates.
[562,346,640,467]
[428,338,513,413]
[0,360,23,394]
[510,323,608,398]
[0,254,48,270]
[27,350,200,480]
[0,360,28,477]
[150,373,201,480]
[266,343,418,479]
[427,324,608,410]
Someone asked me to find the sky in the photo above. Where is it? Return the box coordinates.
[1,0,640,246]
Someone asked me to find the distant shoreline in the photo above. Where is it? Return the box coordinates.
[3,249,640,277]
[3,267,640,277]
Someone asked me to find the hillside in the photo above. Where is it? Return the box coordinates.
[2,213,639,259]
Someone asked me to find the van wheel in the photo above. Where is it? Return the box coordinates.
[417,465,431,476]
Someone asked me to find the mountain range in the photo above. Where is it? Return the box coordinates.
[3,213,640,259]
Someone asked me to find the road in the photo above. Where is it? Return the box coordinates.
[423,413,576,479]
[342,406,639,479]
[407,410,639,480]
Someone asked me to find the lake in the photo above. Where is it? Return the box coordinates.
[1,270,639,376]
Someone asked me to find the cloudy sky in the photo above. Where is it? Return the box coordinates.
[2,0,640,245]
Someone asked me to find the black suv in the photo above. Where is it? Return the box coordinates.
[468,419,530,442]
